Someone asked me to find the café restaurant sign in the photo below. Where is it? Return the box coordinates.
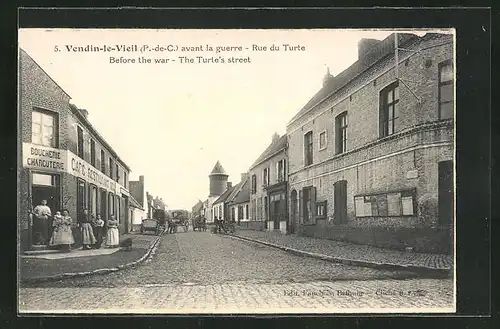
[22,143,66,173]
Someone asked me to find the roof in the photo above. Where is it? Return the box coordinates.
[229,178,250,205]
[287,33,422,126]
[249,135,287,170]
[129,194,143,210]
[213,185,236,205]
[69,103,131,172]
[192,200,204,213]
[210,161,227,176]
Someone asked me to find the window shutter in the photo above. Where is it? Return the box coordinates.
[276,162,279,182]
[283,159,286,179]
[311,187,317,224]
[299,189,303,225]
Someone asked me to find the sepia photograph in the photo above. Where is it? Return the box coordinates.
[17,27,456,314]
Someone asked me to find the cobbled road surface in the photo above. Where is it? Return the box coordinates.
[19,231,455,313]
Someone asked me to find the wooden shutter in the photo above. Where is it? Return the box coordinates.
[311,187,317,224]
[299,189,303,225]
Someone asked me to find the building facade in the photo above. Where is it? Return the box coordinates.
[286,33,454,253]
[129,175,148,230]
[227,173,251,226]
[19,49,131,251]
[212,182,234,222]
[191,200,204,219]
[248,133,288,233]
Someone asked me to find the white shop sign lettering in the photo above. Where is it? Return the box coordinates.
[22,143,66,173]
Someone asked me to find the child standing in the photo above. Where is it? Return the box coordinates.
[49,210,75,252]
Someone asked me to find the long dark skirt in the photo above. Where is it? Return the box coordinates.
[93,227,103,248]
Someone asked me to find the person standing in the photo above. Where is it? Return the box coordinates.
[105,215,120,248]
[32,200,52,245]
[79,208,96,250]
[92,214,105,249]
[49,210,75,252]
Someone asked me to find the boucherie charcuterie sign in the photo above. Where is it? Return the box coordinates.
[22,143,126,194]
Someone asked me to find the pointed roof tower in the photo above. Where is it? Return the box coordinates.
[323,66,334,87]
[210,161,228,176]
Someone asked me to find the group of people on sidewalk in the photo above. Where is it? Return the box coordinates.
[32,200,121,252]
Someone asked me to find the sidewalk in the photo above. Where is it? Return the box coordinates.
[20,233,160,283]
[232,230,453,276]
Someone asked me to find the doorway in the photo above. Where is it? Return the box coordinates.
[438,160,454,226]
[100,189,107,220]
[76,179,86,223]
[290,190,297,234]
[334,180,347,224]
[31,172,60,243]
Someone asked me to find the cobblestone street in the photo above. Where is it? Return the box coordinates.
[19,231,455,313]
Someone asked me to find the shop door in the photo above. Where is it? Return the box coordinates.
[77,179,86,223]
[31,173,60,241]
[100,189,107,220]
[438,161,454,226]
[334,180,347,224]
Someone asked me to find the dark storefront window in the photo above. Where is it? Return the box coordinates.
[439,60,454,120]
[304,131,313,166]
[108,192,114,216]
[77,126,84,158]
[380,82,400,137]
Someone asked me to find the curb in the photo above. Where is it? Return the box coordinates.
[21,234,163,284]
[228,234,452,278]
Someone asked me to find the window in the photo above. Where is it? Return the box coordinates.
[109,158,114,179]
[108,193,114,216]
[238,206,244,220]
[277,159,286,182]
[77,126,84,158]
[123,171,127,188]
[379,82,400,137]
[302,187,316,224]
[439,60,454,120]
[354,190,415,217]
[316,201,327,219]
[32,173,55,186]
[100,150,106,173]
[335,112,348,154]
[116,164,120,183]
[245,204,249,220]
[263,168,269,186]
[319,131,327,150]
[32,110,56,147]
[251,175,257,194]
[231,207,236,220]
[89,185,97,217]
[116,195,121,222]
[90,139,96,167]
[304,131,313,166]
[251,199,256,220]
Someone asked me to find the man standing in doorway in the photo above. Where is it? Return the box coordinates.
[32,199,52,245]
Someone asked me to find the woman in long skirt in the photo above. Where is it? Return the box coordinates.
[80,209,96,250]
[49,209,75,252]
[105,215,120,248]
[92,214,105,249]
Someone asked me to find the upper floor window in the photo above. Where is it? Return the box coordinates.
[439,60,454,120]
[123,171,127,188]
[109,157,114,179]
[304,131,313,166]
[32,110,57,147]
[116,164,120,182]
[263,168,270,186]
[335,112,348,154]
[90,139,96,167]
[277,159,286,183]
[379,82,400,137]
[77,126,84,158]
[251,175,257,194]
[100,150,106,173]
[319,131,327,150]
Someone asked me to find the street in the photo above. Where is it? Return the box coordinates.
[19,231,455,313]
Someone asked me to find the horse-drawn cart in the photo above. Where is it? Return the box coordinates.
[192,216,207,232]
[168,209,190,233]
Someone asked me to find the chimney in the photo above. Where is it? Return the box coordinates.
[79,109,89,118]
[357,38,381,60]
[241,172,248,182]
[227,182,232,189]
[139,175,144,182]
[272,132,280,143]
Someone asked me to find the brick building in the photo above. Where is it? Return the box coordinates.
[18,49,131,251]
[227,173,251,226]
[286,32,454,253]
[212,182,234,222]
[248,133,288,233]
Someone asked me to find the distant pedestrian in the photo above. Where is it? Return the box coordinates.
[79,208,96,250]
[92,214,105,249]
[32,200,52,245]
[49,210,74,252]
[105,215,120,248]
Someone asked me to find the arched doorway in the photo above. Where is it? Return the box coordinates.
[290,189,297,234]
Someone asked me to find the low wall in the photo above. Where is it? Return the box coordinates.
[298,225,453,254]
[237,221,266,231]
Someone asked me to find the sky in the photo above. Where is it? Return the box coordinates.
[19,28,436,209]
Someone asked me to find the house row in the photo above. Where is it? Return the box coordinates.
[197,32,455,253]
[18,48,166,251]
